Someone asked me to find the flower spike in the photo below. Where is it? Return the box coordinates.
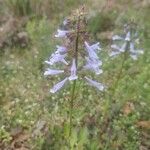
[45,9,104,93]
[110,26,144,60]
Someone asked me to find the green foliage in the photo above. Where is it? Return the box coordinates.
[0,0,150,149]
[3,0,87,18]
[88,11,115,33]
[5,0,32,16]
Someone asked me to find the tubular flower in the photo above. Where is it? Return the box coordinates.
[44,69,64,76]
[44,9,105,93]
[110,26,144,60]
[56,45,67,53]
[84,57,102,75]
[55,29,69,38]
[50,77,68,93]
[84,41,99,60]
[45,53,68,65]
[69,59,78,81]
[85,76,104,91]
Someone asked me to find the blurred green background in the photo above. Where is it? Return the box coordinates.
[0,0,150,149]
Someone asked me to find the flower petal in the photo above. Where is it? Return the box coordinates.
[120,42,127,52]
[85,41,99,60]
[50,77,68,93]
[84,57,103,75]
[90,42,101,51]
[56,45,67,53]
[48,53,68,65]
[125,31,131,41]
[69,59,78,80]
[85,76,104,91]
[55,29,69,38]
[44,69,64,76]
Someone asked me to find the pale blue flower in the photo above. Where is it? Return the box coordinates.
[45,53,68,65]
[55,29,69,38]
[56,45,67,53]
[44,69,64,76]
[129,42,144,60]
[120,42,127,52]
[50,77,68,93]
[84,57,103,75]
[125,31,131,41]
[84,41,99,60]
[85,76,104,91]
[63,19,68,26]
[69,59,78,80]
[110,29,143,59]
[87,42,101,51]
[45,19,105,94]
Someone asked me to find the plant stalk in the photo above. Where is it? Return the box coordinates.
[69,15,80,146]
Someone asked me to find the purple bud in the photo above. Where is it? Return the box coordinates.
[55,29,69,38]
[44,69,64,76]
[50,77,68,93]
[69,59,78,80]
[85,76,104,91]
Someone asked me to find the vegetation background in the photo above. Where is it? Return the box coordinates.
[0,0,150,149]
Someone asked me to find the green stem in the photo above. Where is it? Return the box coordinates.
[69,15,80,147]
[69,80,76,137]
[111,43,129,99]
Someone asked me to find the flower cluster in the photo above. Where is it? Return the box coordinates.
[44,9,104,93]
[110,25,143,60]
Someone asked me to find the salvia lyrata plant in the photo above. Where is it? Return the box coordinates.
[44,9,104,94]
[110,24,144,60]
[44,7,144,147]
[44,7,104,144]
